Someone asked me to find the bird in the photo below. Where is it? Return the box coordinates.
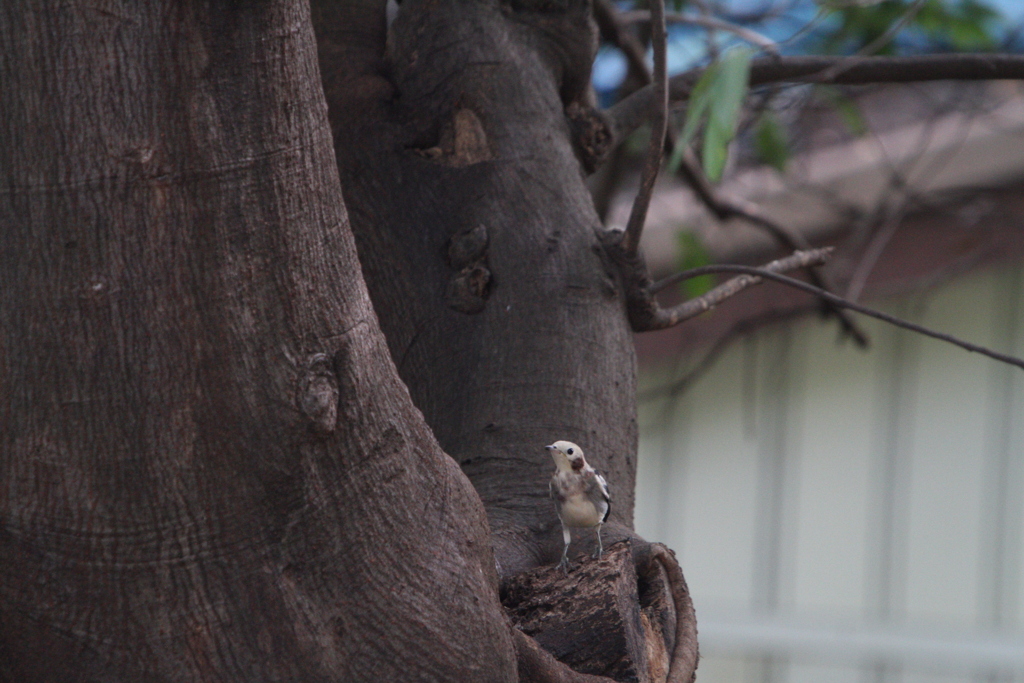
[546,440,611,571]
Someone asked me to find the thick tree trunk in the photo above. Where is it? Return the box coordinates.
[314,2,698,681]
[0,1,515,681]
[315,0,640,577]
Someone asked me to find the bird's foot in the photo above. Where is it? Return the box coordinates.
[592,548,603,560]
[558,555,570,574]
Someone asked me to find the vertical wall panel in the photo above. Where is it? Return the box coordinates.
[636,264,1024,683]
[904,273,995,625]
[865,299,921,628]
[981,267,1024,633]
[671,341,763,608]
[753,326,800,614]
[791,316,882,615]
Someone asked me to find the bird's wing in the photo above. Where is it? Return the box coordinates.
[593,470,610,503]
[591,469,611,523]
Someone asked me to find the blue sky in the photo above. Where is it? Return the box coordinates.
[593,0,1024,94]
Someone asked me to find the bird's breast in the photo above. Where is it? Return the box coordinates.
[558,494,605,528]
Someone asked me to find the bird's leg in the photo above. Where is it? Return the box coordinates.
[559,523,571,573]
[593,523,603,559]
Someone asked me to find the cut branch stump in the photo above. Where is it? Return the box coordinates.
[502,542,673,683]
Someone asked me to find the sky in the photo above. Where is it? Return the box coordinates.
[593,0,1024,95]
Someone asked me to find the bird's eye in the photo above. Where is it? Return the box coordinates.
[567,448,574,455]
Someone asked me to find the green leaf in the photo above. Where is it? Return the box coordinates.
[703,47,753,181]
[675,232,714,299]
[667,65,717,174]
[754,112,790,172]
[680,68,715,147]
[818,86,868,137]
[668,47,753,182]
[815,0,1001,55]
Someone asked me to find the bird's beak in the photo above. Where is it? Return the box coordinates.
[545,444,556,451]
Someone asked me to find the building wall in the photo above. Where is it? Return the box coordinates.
[635,264,1024,683]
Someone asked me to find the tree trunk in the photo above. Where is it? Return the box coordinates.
[315,0,640,577]
[313,2,698,681]
[0,1,516,680]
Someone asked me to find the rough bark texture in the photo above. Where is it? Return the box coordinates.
[0,1,515,681]
[313,2,699,680]
[504,542,670,683]
[2,0,699,680]
[315,0,639,578]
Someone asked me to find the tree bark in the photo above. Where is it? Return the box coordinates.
[314,2,699,680]
[1,1,515,680]
[315,0,640,577]
[504,542,663,682]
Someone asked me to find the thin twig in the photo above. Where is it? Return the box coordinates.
[776,5,829,51]
[590,0,654,222]
[813,0,928,83]
[620,0,667,257]
[664,263,1024,370]
[859,0,927,56]
[647,248,834,328]
[668,150,871,345]
[593,0,652,87]
[844,205,905,302]
[618,10,780,55]
[638,306,817,402]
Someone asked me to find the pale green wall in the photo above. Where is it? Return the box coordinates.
[636,265,1024,683]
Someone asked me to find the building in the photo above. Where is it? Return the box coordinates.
[628,81,1024,683]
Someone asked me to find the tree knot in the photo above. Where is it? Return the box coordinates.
[446,224,493,314]
[299,353,339,434]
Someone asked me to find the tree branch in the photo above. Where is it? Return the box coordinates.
[618,9,780,55]
[664,263,1024,370]
[593,0,653,88]
[606,235,833,332]
[667,150,871,346]
[620,0,667,256]
[644,248,834,329]
[593,0,867,344]
[609,53,1024,145]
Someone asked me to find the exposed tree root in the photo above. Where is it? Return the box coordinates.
[643,544,699,683]
[504,540,698,683]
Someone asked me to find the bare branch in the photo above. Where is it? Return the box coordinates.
[648,248,834,328]
[620,0,667,256]
[609,53,1024,145]
[593,0,652,87]
[846,0,926,60]
[667,263,1024,370]
[667,148,871,345]
[844,206,905,303]
[593,0,867,344]
[618,9,780,54]
[605,240,832,332]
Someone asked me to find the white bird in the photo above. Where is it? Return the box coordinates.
[547,440,611,571]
